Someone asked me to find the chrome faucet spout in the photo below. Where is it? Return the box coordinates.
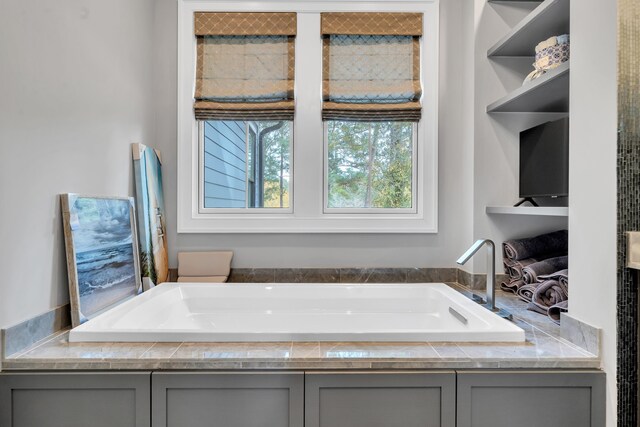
[457,239,497,312]
[457,239,491,265]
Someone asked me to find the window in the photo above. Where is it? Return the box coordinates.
[325,121,416,211]
[192,12,296,214]
[178,2,438,233]
[201,120,292,210]
[320,13,422,213]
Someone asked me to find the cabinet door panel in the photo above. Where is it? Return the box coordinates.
[305,372,456,427]
[152,372,303,427]
[0,372,151,427]
[457,371,606,427]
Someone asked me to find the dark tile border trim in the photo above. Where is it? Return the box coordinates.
[457,269,510,291]
[226,267,503,289]
[1,304,71,358]
[227,268,463,284]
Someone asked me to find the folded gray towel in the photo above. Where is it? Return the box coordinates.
[503,230,568,261]
[537,269,568,284]
[500,279,524,294]
[547,300,569,324]
[504,258,537,281]
[501,257,537,293]
[531,278,568,312]
[527,300,548,315]
[517,282,541,302]
[522,257,568,284]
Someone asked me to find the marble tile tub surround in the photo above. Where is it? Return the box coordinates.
[226,267,459,284]
[560,313,601,357]
[0,268,556,359]
[225,267,506,288]
[1,283,599,371]
[0,268,511,359]
[1,304,71,359]
[456,269,509,290]
[172,267,505,289]
[174,267,468,284]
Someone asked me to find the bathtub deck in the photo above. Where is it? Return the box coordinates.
[0,283,598,371]
[67,282,525,343]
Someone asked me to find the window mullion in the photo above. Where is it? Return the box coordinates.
[291,13,324,218]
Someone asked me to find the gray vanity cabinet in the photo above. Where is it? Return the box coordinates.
[456,371,606,427]
[305,371,456,427]
[151,372,304,427]
[0,369,607,427]
[0,372,151,427]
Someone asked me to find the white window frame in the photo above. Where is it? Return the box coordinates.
[177,0,439,233]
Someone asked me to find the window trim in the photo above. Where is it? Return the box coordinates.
[177,0,439,233]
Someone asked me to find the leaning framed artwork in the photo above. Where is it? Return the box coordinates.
[60,194,142,327]
[132,143,169,285]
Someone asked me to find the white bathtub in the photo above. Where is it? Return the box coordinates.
[69,282,524,343]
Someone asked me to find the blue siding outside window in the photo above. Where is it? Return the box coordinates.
[203,121,247,208]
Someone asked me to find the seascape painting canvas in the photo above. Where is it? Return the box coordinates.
[61,194,141,326]
[132,143,169,284]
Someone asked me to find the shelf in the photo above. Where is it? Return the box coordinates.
[486,206,568,217]
[486,61,569,113]
[488,0,542,3]
[488,0,570,57]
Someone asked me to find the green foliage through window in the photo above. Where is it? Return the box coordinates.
[327,121,413,209]
[256,121,291,208]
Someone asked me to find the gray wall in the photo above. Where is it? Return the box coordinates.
[0,0,575,328]
[154,0,568,272]
[0,0,156,327]
[153,0,477,269]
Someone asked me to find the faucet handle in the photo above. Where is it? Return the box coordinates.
[471,293,486,304]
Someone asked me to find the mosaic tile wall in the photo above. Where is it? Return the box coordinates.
[617,0,640,424]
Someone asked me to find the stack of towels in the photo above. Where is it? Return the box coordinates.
[501,230,569,324]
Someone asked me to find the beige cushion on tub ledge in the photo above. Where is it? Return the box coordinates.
[177,276,228,283]
[178,251,233,278]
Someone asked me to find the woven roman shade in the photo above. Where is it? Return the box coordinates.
[321,13,423,122]
[194,12,297,121]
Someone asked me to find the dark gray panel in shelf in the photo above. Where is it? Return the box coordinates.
[487,62,569,113]
[488,0,570,57]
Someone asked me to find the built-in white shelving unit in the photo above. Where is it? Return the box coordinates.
[487,0,570,57]
[485,0,570,217]
[486,206,568,217]
[486,61,569,113]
